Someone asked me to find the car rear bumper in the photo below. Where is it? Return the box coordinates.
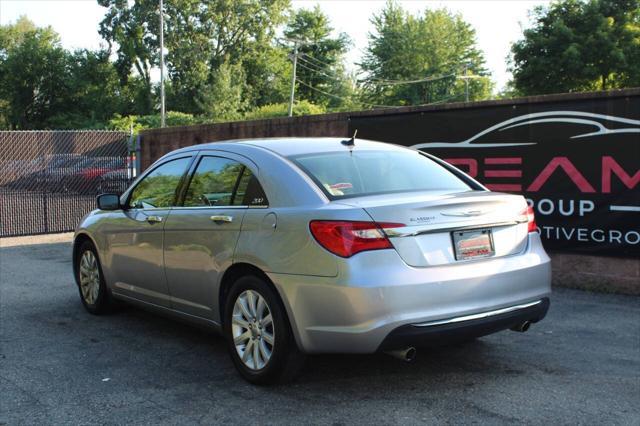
[268,233,551,354]
[379,297,549,350]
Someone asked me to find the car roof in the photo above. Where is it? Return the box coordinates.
[165,137,412,158]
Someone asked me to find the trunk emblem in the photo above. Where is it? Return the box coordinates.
[409,216,436,222]
[441,209,492,217]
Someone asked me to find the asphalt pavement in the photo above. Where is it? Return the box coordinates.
[1,235,639,425]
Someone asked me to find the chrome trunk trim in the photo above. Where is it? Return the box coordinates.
[383,220,525,238]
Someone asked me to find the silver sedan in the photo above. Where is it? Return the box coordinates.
[73,137,551,384]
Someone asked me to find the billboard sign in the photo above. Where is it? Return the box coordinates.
[350,97,639,257]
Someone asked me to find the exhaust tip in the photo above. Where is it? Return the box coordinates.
[385,347,417,362]
[511,321,532,333]
[405,347,417,362]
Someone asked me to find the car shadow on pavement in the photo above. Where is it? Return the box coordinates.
[29,290,515,389]
[1,239,531,392]
[78,302,518,388]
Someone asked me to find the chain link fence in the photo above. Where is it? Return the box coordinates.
[0,131,136,237]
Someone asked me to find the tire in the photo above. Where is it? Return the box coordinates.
[74,240,112,315]
[224,275,304,385]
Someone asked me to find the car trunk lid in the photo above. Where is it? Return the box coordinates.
[336,190,530,267]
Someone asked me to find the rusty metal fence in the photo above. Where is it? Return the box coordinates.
[0,131,135,237]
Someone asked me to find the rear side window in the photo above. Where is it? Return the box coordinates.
[236,170,269,207]
[290,150,471,199]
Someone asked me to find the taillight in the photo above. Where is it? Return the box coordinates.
[309,220,404,258]
[525,206,537,233]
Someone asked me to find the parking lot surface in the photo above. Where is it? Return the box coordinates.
[1,235,639,425]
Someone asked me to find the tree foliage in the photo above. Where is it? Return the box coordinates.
[165,0,289,115]
[195,61,247,121]
[11,1,636,130]
[0,17,69,129]
[98,0,159,114]
[284,6,354,108]
[0,17,137,129]
[359,1,492,106]
[99,0,290,117]
[244,100,325,119]
[109,111,206,133]
[510,0,640,95]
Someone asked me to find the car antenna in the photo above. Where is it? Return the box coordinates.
[341,129,357,147]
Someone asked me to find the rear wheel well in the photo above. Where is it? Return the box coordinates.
[219,263,280,326]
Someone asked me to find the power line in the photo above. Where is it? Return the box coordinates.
[299,52,459,87]
[296,56,332,73]
[356,50,462,74]
[295,78,462,110]
[295,78,390,108]
[296,59,345,82]
[288,42,485,86]
[363,73,457,86]
[298,52,337,69]
[290,46,479,110]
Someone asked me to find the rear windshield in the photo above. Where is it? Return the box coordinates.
[289,150,472,199]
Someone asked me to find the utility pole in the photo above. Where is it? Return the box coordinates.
[287,42,298,117]
[159,0,166,128]
[464,63,469,103]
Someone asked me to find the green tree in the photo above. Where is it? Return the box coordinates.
[283,6,354,108]
[99,0,290,115]
[510,0,640,95]
[0,17,70,129]
[196,60,247,121]
[1,17,140,130]
[165,0,290,113]
[98,0,159,114]
[241,42,291,108]
[360,1,492,106]
[0,14,38,52]
[47,49,127,128]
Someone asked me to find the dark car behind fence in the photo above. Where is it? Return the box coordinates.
[0,131,135,237]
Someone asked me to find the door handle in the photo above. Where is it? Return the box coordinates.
[210,215,233,223]
[146,215,163,224]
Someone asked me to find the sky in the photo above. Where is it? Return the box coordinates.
[0,0,550,92]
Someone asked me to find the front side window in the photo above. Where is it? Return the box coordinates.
[183,156,269,207]
[289,150,472,200]
[128,157,191,209]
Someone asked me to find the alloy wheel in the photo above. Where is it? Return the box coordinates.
[78,250,100,305]
[231,289,275,370]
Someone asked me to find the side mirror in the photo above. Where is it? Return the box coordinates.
[97,193,121,211]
